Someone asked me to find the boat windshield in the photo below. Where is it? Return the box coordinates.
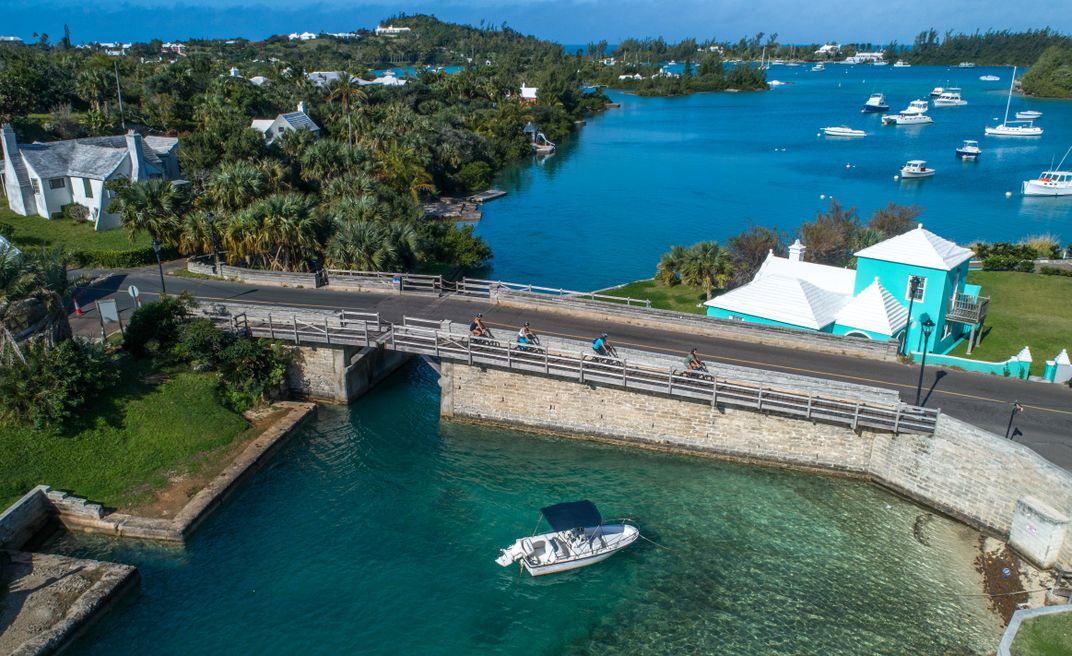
[541,500,603,531]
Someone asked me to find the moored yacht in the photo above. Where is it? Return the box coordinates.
[958,62,976,68]
[933,89,967,106]
[902,99,930,114]
[979,74,1000,81]
[811,62,825,71]
[495,501,640,576]
[900,160,934,178]
[893,60,911,67]
[861,92,889,113]
[1022,147,1072,196]
[822,126,867,137]
[1015,110,1043,120]
[883,112,934,126]
[929,86,945,97]
[986,67,1044,137]
[955,140,982,160]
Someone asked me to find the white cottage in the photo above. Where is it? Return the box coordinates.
[250,104,320,144]
[1,124,180,231]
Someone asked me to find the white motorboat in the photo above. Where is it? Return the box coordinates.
[811,63,825,71]
[495,500,640,576]
[822,126,867,137]
[955,140,982,160]
[979,75,1000,81]
[902,99,930,114]
[958,62,976,68]
[883,112,933,126]
[893,60,911,67]
[861,92,889,113]
[1016,110,1043,120]
[1022,148,1072,196]
[929,86,945,97]
[986,67,1044,137]
[531,132,556,154]
[933,89,967,106]
[900,160,934,178]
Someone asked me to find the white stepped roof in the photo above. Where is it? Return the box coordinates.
[754,252,855,295]
[705,274,850,330]
[250,119,274,134]
[835,278,907,336]
[854,224,973,271]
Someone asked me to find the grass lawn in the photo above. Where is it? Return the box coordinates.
[948,271,1072,376]
[1011,612,1072,656]
[0,206,148,253]
[0,358,250,510]
[598,278,710,314]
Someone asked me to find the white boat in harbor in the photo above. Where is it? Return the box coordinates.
[861,92,889,113]
[956,140,982,160]
[902,99,930,114]
[979,75,1000,81]
[1022,147,1072,196]
[1016,110,1043,120]
[900,160,934,178]
[495,501,640,576]
[933,89,967,106]
[883,112,934,126]
[986,68,1043,137]
[958,62,976,68]
[811,63,825,71]
[929,86,945,98]
[893,60,911,68]
[823,126,866,137]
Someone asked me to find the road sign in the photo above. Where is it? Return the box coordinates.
[98,299,120,322]
[127,285,140,299]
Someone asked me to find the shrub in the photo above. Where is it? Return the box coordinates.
[173,318,233,369]
[123,293,194,357]
[215,338,291,411]
[454,161,493,192]
[975,242,1036,271]
[64,245,180,269]
[1021,233,1062,259]
[0,339,119,429]
[60,203,90,223]
[1040,266,1072,277]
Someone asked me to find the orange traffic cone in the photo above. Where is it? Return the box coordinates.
[73,297,84,316]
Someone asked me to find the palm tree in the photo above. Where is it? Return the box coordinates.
[107,178,188,244]
[655,245,687,286]
[208,161,266,212]
[375,142,436,201]
[680,241,734,300]
[0,247,74,346]
[326,75,367,146]
[224,192,323,271]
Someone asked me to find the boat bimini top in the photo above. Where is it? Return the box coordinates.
[541,500,603,531]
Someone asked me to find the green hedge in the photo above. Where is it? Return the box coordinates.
[63,245,180,268]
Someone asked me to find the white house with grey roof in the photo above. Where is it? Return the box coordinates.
[250,103,320,144]
[1,123,180,231]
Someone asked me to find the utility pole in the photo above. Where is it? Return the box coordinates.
[114,60,126,131]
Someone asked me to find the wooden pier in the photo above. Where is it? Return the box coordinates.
[466,189,507,203]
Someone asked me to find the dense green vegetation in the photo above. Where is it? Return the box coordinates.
[1021,45,1072,98]
[897,29,1072,66]
[1010,611,1072,656]
[0,15,615,273]
[948,271,1072,375]
[587,37,767,95]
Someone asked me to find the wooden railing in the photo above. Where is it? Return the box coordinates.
[455,278,653,308]
[947,294,990,324]
[207,307,938,435]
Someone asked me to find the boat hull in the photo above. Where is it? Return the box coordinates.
[1022,180,1072,196]
[956,150,980,160]
[901,171,934,178]
[501,523,640,577]
[985,126,1042,137]
[861,104,888,113]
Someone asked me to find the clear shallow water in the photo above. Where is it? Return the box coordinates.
[49,363,1001,654]
[478,65,1072,289]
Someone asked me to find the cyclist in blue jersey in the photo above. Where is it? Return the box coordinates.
[592,333,614,357]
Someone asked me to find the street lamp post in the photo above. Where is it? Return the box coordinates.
[900,275,922,356]
[205,212,220,274]
[151,238,166,295]
[914,317,935,406]
[1005,401,1023,439]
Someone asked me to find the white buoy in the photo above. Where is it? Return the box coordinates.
[816,132,821,137]
[894,175,900,181]
[1005,191,1013,198]
[845,163,852,169]
[820,194,826,200]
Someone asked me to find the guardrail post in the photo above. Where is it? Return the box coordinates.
[292,316,299,344]
[711,380,718,408]
[324,319,331,346]
[621,360,627,388]
[363,321,369,346]
[852,403,860,431]
[506,344,512,368]
[806,394,813,420]
[268,313,275,340]
[757,386,764,411]
[579,356,585,384]
[668,369,673,395]
[893,406,902,434]
[544,348,549,374]
[467,340,473,366]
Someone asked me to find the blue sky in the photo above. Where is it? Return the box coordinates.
[3,0,1068,45]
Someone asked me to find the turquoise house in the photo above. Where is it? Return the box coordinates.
[705,224,988,354]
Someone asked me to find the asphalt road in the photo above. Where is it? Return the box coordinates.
[70,264,1072,470]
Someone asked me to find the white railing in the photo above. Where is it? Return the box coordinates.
[207,307,938,435]
[455,278,652,307]
[325,269,444,295]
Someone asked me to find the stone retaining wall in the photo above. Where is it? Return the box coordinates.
[186,257,322,288]
[440,362,1072,568]
[0,486,52,551]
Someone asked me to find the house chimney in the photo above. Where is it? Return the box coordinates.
[788,239,806,262]
[125,130,146,181]
[2,123,23,210]
[230,66,240,77]
[298,100,306,113]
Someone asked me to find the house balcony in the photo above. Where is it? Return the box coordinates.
[946,293,989,325]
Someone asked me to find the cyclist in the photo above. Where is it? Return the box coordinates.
[684,348,707,373]
[517,322,537,346]
[592,332,614,357]
[469,313,488,337]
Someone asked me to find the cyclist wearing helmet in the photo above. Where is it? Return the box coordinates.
[517,322,537,345]
[470,313,488,337]
[592,332,613,357]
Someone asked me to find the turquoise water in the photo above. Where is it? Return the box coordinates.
[48,363,1002,654]
[478,65,1072,290]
